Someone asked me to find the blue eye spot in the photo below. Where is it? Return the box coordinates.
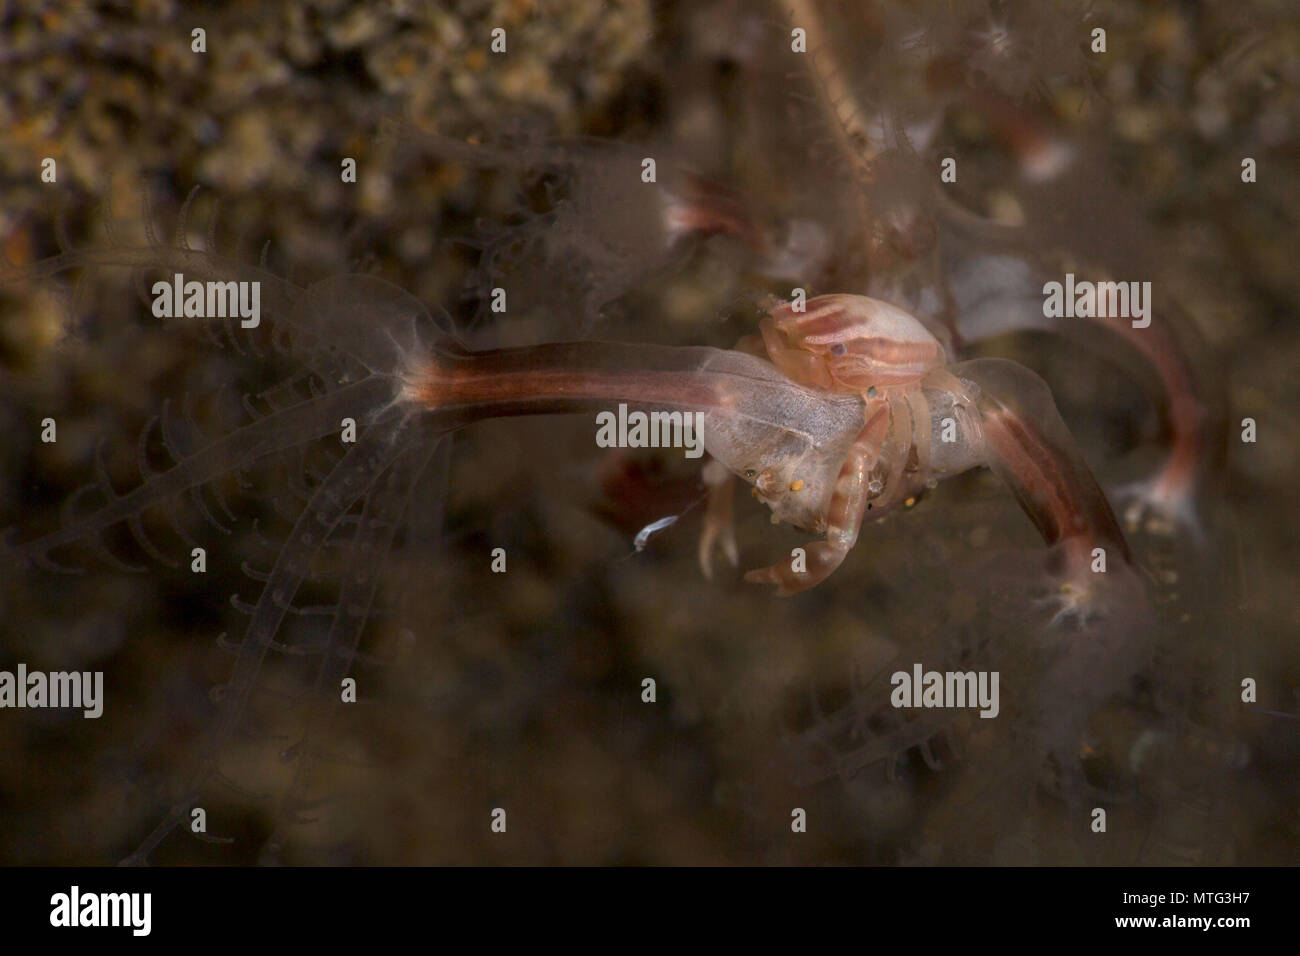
[829,342,847,356]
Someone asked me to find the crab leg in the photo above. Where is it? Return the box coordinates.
[743,402,892,595]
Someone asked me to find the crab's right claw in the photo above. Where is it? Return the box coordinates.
[743,539,849,596]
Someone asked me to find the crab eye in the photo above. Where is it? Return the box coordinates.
[829,342,847,357]
[744,468,757,479]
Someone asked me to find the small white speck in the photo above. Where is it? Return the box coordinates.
[634,515,678,551]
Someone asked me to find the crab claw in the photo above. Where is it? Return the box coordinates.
[743,560,803,596]
[743,539,850,596]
